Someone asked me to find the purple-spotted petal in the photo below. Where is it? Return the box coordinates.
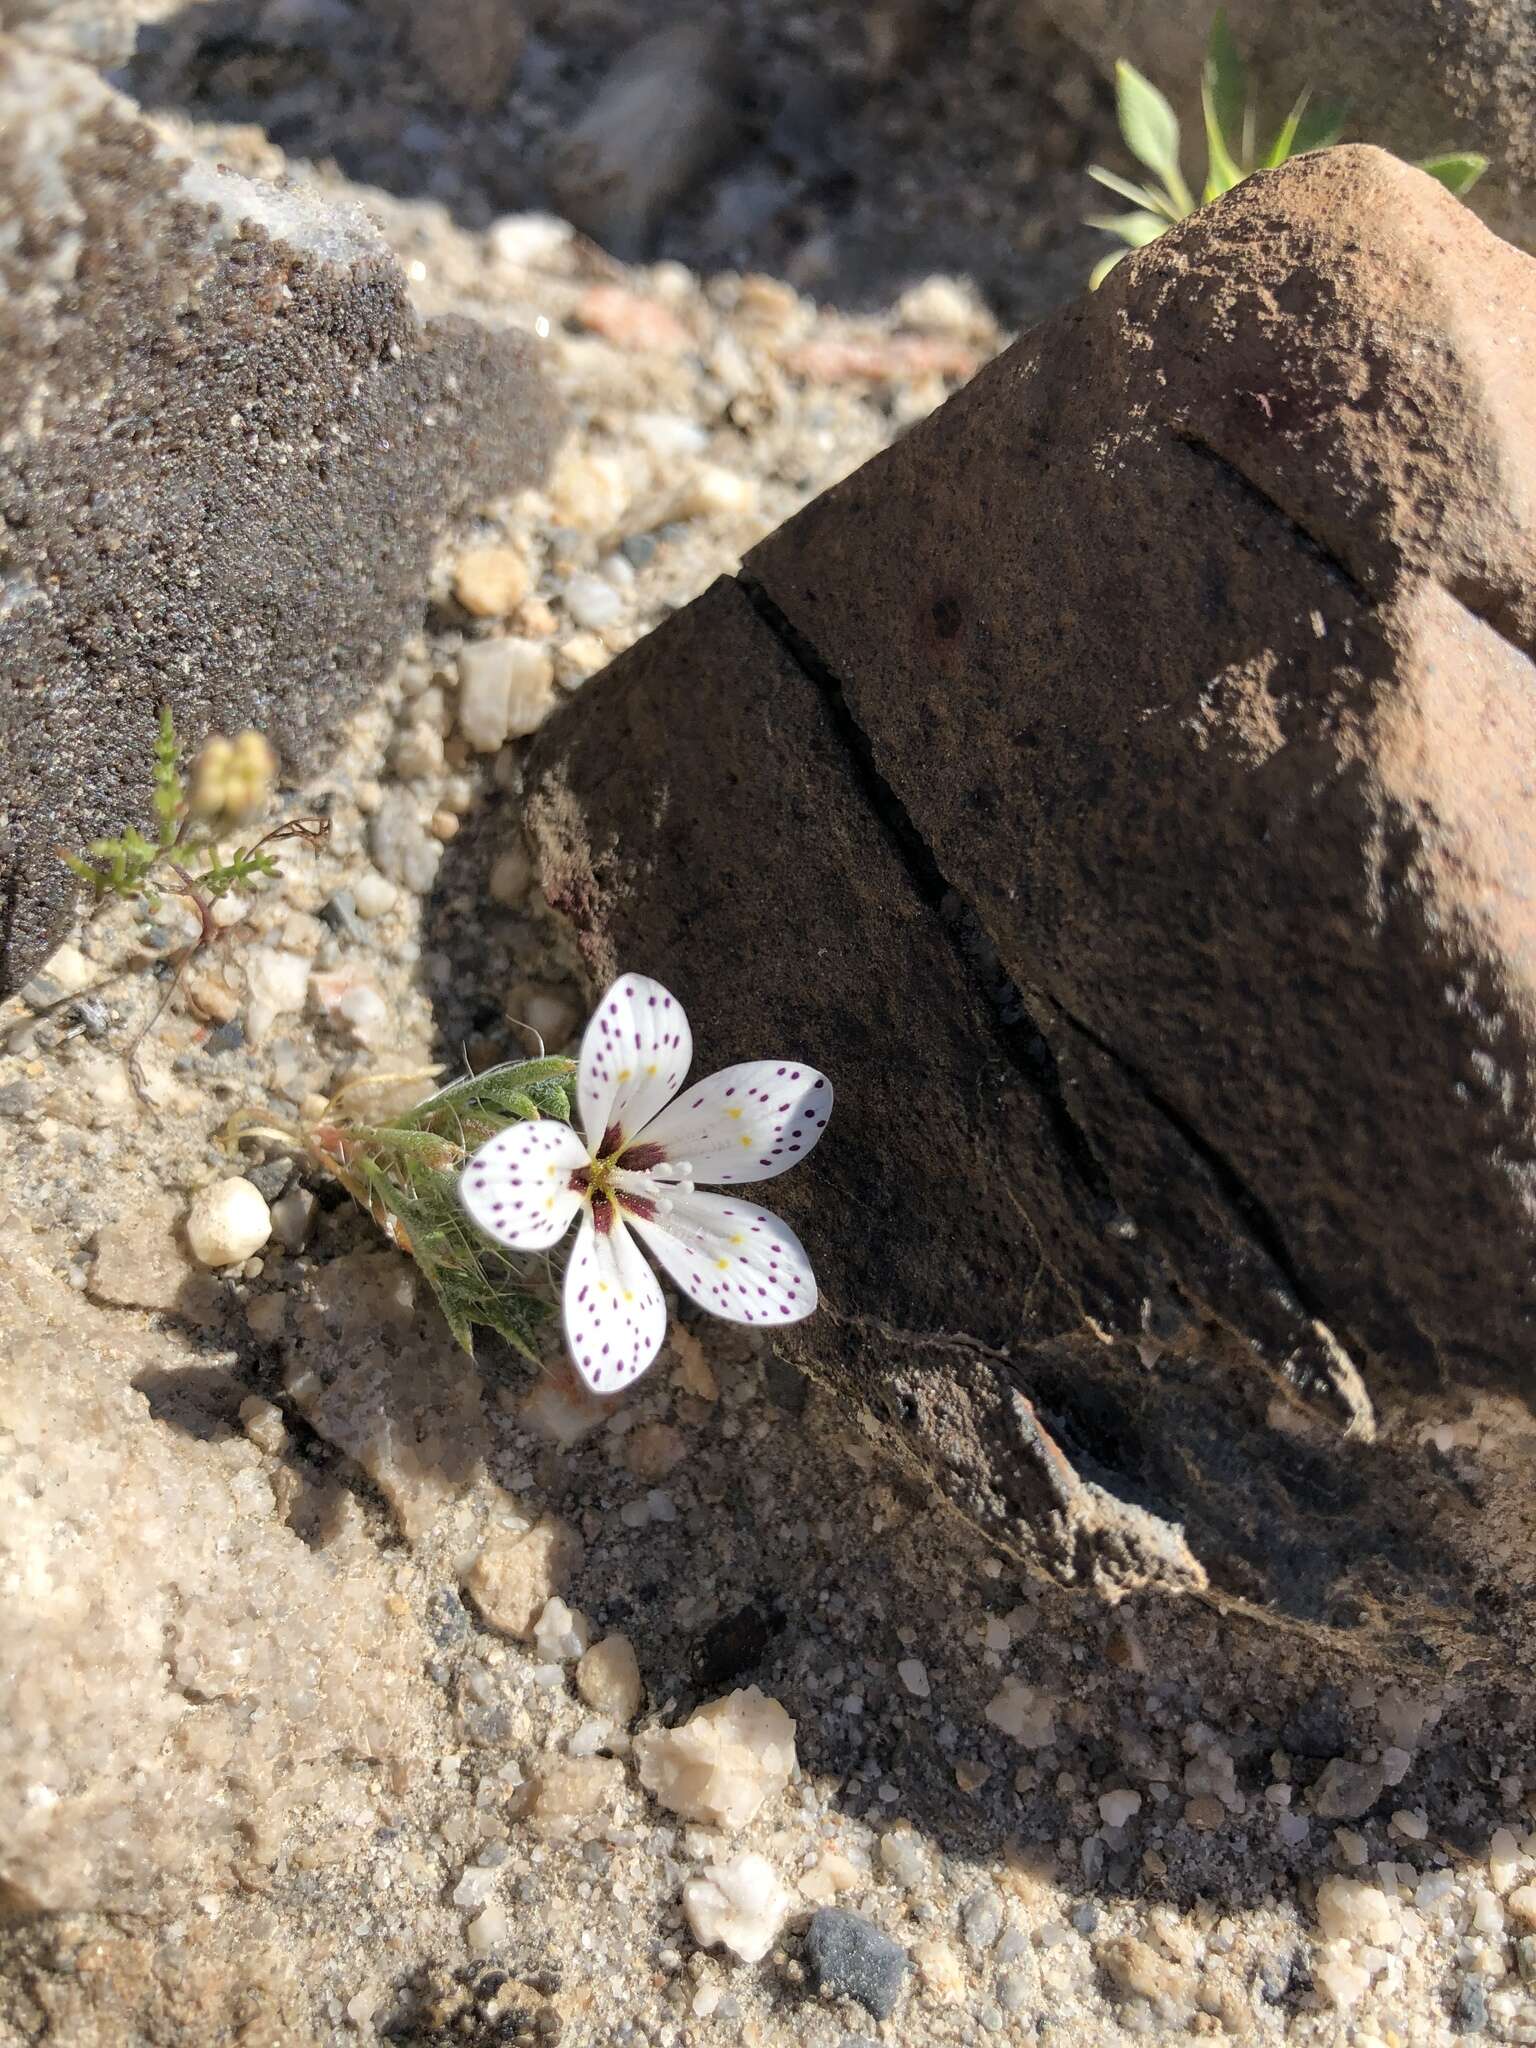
[576,973,693,1157]
[627,1189,817,1328]
[461,1117,587,1251]
[563,1208,667,1394]
[634,1061,832,1186]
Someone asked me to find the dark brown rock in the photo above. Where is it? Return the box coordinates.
[0,41,561,994]
[524,148,1536,1671]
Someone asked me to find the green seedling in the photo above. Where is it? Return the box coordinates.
[58,707,328,1090]
[1087,13,1489,286]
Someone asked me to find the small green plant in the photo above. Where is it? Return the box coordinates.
[60,708,328,1086]
[61,708,319,910]
[1087,13,1490,286]
[230,1056,579,1358]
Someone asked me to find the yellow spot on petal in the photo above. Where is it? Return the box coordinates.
[647,1063,657,1077]
[715,1257,730,1269]
[740,1135,752,1147]
[599,1281,610,1293]
[544,1197,555,1210]
[730,1234,744,1245]
[618,1068,632,1082]
[727,1107,743,1120]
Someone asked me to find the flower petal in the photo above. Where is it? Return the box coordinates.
[577,973,693,1157]
[460,1117,587,1251]
[635,1062,832,1185]
[563,1209,668,1393]
[627,1189,817,1327]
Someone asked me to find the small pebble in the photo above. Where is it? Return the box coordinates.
[564,572,626,631]
[961,1889,1003,1951]
[454,544,532,618]
[21,942,94,1008]
[1099,1788,1142,1828]
[392,722,445,780]
[269,1185,318,1252]
[466,1901,509,1953]
[185,1177,271,1268]
[577,1635,644,1722]
[997,1962,1037,2014]
[896,1658,929,1700]
[1310,1759,1384,1821]
[532,1596,591,1663]
[557,630,610,684]
[550,451,629,533]
[457,638,557,750]
[245,1294,287,1342]
[804,1909,909,2021]
[352,870,397,920]
[369,793,443,893]
[243,948,311,1043]
[879,1829,927,1888]
[683,1852,790,1964]
[239,1395,288,1453]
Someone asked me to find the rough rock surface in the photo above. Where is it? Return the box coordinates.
[525,148,1536,1671]
[1035,0,1536,251]
[0,1207,433,1915]
[0,39,560,994]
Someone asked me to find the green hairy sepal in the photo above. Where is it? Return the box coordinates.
[307,1057,579,1358]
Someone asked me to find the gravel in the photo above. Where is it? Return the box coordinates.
[3,8,1536,2046]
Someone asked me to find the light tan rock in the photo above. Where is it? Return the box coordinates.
[457,637,556,750]
[912,1938,965,2004]
[453,544,532,618]
[1315,1875,1398,1945]
[89,1193,220,1323]
[636,1686,796,1831]
[464,1515,585,1639]
[0,1212,430,1915]
[525,1756,625,1841]
[683,1851,790,1962]
[984,1679,1056,1749]
[284,1252,491,1542]
[577,1634,644,1723]
[185,1176,271,1268]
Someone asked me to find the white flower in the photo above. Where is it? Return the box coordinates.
[460,973,833,1393]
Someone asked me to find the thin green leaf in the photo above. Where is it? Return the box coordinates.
[1201,72,1247,198]
[1290,96,1347,153]
[1115,60,1193,213]
[1263,88,1309,166]
[1089,249,1129,290]
[1087,163,1185,222]
[1267,91,1347,166]
[1085,209,1168,249]
[1202,11,1248,165]
[1418,150,1488,197]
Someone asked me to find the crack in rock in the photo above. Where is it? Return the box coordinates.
[736,570,1376,1443]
